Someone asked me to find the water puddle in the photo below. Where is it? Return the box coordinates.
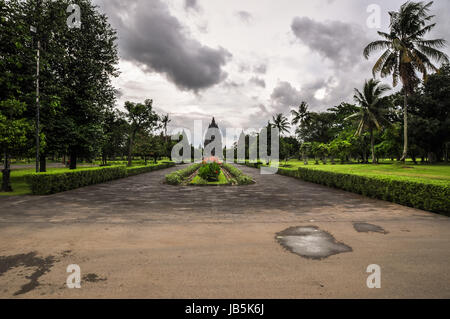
[276,226,352,260]
[353,222,388,234]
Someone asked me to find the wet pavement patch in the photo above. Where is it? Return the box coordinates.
[276,226,352,260]
[0,252,55,296]
[82,273,107,283]
[353,222,388,234]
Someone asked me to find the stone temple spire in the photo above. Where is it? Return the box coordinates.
[204,117,222,156]
[209,117,218,128]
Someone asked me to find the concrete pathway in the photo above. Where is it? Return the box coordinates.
[0,164,449,298]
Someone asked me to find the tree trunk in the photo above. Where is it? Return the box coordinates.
[69,152,77,170]
[400,92,408,162]
[428,152,437,164]
[370,128,376,164]
[40,153,46,172]
[127,131,135,167]
[2,152,12,192]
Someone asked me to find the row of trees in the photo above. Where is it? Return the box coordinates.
[263,1,449,164]
[0,0,175,192]
[266,63,449,164]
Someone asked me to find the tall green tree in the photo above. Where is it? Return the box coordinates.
[47,0,119,169]
[270,113,291,136]
[0,99,33,191]
[409,64,450,162]
[124,99,158,167]
[363,1,449,162]
[0,0,35,191]
[295,112,335,144]
[100,109,128,165]
[160,113,171,137]
[290,102,310,127]
[347,79,391,163]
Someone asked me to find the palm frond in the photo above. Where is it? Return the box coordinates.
[372,49,392,76]
[364,41,391,59]
[416,44,450,64]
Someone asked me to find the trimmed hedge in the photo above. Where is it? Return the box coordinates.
[243,162,263,169]
[126,162,175,176]
[277,167,300,178]
[222,163,255,185]
[26,162,175,195]
[243,164,449,214]
[294,167,449,215]
[165,163,202,185]
[26,166,127,195]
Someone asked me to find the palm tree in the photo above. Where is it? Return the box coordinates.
[363,1,448,162]
[270,113,291,136]
[347,79,391,164]
[161,113,171,137]
[290,102,310,126]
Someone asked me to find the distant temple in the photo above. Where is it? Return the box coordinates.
[204,117,223,157]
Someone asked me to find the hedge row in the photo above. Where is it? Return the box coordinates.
[292,167,449,215]
[26,162,175,195]
[243,162,263,169]
[165,163,202,185]
[126,162,175,176]
[222,163,255,185]
[242,164,449,214]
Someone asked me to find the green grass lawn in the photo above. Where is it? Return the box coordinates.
[275,160,450,186]
[0,160,173,196]
[190,170,229,185]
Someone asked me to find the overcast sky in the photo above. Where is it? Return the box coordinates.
[94,0,450,145]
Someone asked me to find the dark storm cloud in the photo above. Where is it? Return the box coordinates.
[270,81,302,113]
[291,16,370,68]
[96,0,231,92]
[290,16,375,109]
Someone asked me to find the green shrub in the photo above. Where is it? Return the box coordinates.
[195,177,209,185]
[26,166,128,195]
[222,163,254,185]
[126,162,175,176]
[198,162,221,181]
[26,162,176,195]
[222,163,243,177]
[278,168,300,178]
[165,173,182,185]
[236,175,254,185]
[244,161,263,169]
[165,163,201,185]
[294,167,449,215]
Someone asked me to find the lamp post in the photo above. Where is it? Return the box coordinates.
[30,25,40,173]
[31,0,41,173]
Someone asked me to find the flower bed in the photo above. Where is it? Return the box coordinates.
[166,161,255,186]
